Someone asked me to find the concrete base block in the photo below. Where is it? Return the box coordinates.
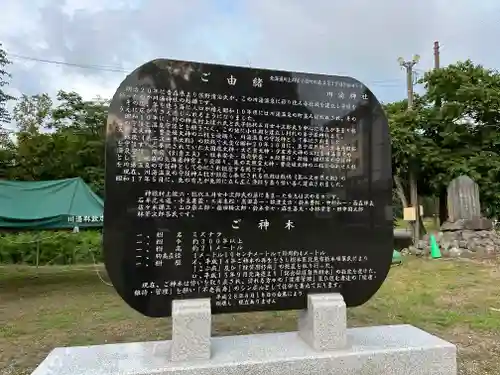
[298,293,347,351]
[170,298,211,362]
[30,324,457,375]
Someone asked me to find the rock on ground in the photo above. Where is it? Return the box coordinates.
[402,219,500,258]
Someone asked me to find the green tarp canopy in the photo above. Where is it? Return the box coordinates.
[0,177,104,230]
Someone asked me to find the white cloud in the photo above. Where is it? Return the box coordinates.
[0,0,499,122]
[61,0,124,16]
[63,71,121,101]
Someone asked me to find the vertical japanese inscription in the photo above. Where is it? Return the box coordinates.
[104,59,393,317]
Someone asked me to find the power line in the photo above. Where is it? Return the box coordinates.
[7,52,405,87]
[8,53,130,73]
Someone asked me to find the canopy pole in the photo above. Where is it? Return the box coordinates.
[35,236,40,275]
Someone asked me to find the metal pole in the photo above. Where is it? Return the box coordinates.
[433,41,441,230]
[398,56,420,244]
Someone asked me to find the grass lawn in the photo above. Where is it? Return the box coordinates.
[2,258,500,375]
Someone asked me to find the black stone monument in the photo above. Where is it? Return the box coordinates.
[104,58,393,317]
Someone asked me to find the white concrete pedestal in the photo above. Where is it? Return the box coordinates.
[30,294,457,375]
[170,298,211,362]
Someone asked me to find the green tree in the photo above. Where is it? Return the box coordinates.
[13,93,53,134]
[8,93,55,180]
[0,43,15,124]
[51,91,107,195]
[385,94,432,234]
[387,60,500,221]
[421,60,500,219]
[7,91,107,195]
[0,135,14,179]
[0,44,16,177]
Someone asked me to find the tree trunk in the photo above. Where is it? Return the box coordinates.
[394,175,427,237]
[418,214,427,237]
[393,175,414,232]
[394,175,408,207]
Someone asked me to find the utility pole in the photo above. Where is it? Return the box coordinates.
[433,41,443,228]
[398,55,421,245]
[433,41,440,70]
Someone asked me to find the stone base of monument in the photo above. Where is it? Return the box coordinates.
[408,217,500,258]
[31,294,457,375]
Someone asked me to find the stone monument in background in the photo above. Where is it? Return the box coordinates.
[30,59,456,375]
[411,175,499,258]
[447,175,482,222]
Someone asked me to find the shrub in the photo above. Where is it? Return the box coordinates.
[0,230,102,265]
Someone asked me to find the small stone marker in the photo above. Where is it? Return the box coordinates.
[103,58,394,317]
[447,175,481,221]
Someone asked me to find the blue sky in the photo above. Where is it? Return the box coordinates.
[0,0,499,128]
